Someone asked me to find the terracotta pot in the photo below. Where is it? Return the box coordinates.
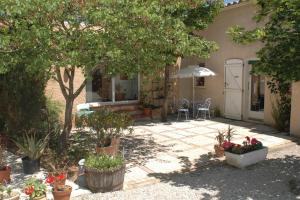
[85,164,125,193]
[0,166,11,184]
[214,145,224,157]
[143,108,152,116]
[95,137,120,156]
[52,185,72,200]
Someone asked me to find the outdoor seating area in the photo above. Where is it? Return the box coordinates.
[1,0,299,199]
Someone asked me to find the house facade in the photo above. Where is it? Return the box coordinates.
[46,0,300,136]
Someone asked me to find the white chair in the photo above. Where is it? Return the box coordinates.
[177,98,190,120]
[196,98,212,119]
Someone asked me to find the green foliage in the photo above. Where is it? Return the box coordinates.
[227,0,299,131]
[13,131,49,160]
[272,98,291,132]
[45,98,63,153]
[227,26,265,45]
[0,66,47,136]
[0,0,222,144]
[85,154,124,171]
[24,178,46,199]
[76,109,133,147]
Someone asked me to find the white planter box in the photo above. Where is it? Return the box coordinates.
[224,147,268,168]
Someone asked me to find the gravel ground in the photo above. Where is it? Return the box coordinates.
[73,144,300,200]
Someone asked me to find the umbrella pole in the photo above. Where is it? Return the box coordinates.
[192,75,195,118]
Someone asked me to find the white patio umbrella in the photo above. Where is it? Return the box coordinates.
[171,65,216,117]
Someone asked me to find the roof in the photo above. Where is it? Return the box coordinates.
[224,0,248,7]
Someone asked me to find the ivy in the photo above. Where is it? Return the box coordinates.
[227,26,265,45]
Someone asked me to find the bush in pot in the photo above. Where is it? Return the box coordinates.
[76,109,133,156]
[46,172,72,200]
[85,154,125,193]
[13,131,49,174]
[23,178,47,200]
[214,125,235,157]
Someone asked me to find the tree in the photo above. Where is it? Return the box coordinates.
[227,0,300,130]
[0,0,222,149]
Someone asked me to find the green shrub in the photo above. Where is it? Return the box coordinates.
[13,131,49,160]
[85,154,124,171]
[76,109,133,147]
[272,97,291,132]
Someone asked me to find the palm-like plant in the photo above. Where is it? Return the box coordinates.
[14,131,49,160]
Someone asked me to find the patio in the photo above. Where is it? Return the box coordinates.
[121,117,295,190]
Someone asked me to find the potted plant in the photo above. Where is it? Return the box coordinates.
[13,131,49,174]
[85,154,125,193]
[140,92,154,117]
[23,178,47,200]
[0,185,20,200]
[214,125,235,157]
[223,136,268,168]
[76,109,133,156]
[46,173,72,200]
[214,130,225,157]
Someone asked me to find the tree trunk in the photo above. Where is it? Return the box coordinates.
[60,98,74,152]
[161,65,170,122]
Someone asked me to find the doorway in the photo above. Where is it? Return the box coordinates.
[224,59,244,120]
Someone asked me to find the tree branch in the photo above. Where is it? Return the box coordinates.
[73,79,87,98]
[55,67,69,99]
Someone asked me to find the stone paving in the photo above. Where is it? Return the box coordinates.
[121,117,295,190]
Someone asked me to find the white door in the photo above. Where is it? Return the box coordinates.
[224,59,244,120]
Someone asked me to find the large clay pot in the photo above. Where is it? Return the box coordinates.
[214,145,224,157]
[95,137,120,156]
[22,157,40,174]
[85,164,125,193]
[52,185,72,200]
[0,166,11,184]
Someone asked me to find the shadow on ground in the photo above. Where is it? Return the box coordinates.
[121,134,168,166]
[149,153,300,200]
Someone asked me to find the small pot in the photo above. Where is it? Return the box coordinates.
[95,137,120,156]
[52,185,72,200]
[143,108,152,116]
[22,157,40,174]
[32,195,47,200]
[214,145,224,157]
[0,166,11,184]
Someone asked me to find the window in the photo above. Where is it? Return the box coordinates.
[195,77,205,87]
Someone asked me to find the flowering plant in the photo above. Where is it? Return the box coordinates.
[46,172,67,187]
[222,136,263,154]
[23,178,46,199]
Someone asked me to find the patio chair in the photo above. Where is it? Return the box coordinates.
[177,98,190,120]
[196,98,212,119]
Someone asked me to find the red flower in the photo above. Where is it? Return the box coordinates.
[24,186,34,195]
[46,175,55,184]
[222,140,234,150]
[251,138,259,145]
[56,173,65,181]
